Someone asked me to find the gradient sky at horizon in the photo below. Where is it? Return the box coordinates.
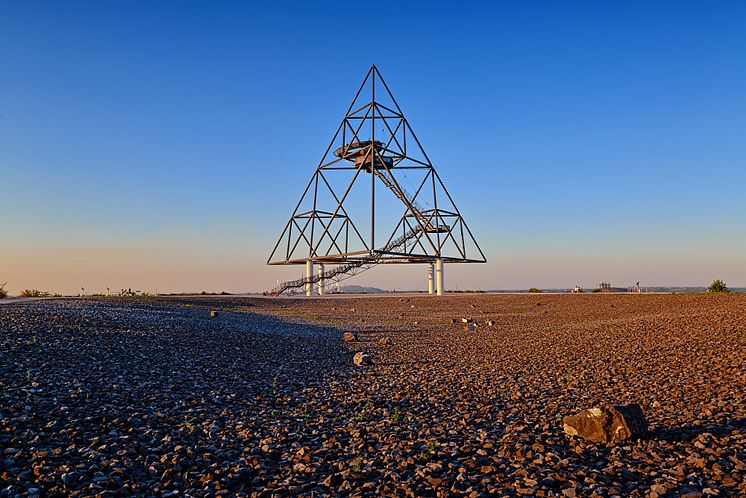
[2,1,745,294]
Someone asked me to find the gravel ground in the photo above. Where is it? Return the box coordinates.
[1,294,744,497]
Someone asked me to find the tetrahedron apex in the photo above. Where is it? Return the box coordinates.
[267,66,485,296]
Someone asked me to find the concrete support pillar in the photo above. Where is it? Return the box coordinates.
[435,258,444,296]
[427,263,434,294]
[305,260,314,297]
[317,264,325,296]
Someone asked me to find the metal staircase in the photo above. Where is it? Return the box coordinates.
[270,223,423,296]
[376,171,448,233]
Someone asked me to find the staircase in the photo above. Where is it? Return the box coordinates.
[270,224,423,296]
[269,167,447,296]
[376,171,448,233]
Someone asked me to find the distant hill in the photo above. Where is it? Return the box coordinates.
[331,285,386,294]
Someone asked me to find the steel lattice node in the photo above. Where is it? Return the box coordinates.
[267,65,485,296]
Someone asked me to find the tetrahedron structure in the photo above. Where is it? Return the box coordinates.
[267,65,485,295]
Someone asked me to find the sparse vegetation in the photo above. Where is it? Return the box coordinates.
[351,455,364,473]
[391,406,402,423]
[528,287,541,293]
[356,397,375,421]
[19,289,51,298]
[0,282,7,299]
[708,279,729,293]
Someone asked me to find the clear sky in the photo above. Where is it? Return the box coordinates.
[2,1,745,294]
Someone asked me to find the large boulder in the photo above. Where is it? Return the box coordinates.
[563,404,649,443]
[353,352,372,366]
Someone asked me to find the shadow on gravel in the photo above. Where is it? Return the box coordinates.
[656,417,745,442]
[0,298,365,496]
[139,298,358,377]
[0,298,356,402]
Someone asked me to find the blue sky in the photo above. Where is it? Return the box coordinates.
[1,1,745,293]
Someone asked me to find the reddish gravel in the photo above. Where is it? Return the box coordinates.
[1,294,744,497]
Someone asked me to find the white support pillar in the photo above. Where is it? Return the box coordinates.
[435,258,444,296]
[305,260,314,297]
[317,264,325,296]
[427,263,434,294]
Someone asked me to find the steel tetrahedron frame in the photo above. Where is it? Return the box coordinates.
[267,65,485,295]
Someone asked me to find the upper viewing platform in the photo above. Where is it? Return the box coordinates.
[334,140,395,173]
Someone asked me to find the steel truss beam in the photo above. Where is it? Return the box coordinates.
[267,65,485,293]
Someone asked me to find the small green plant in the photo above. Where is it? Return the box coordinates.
[564,370,575,387]
[271,374,279,394]
[0,282,7,299]
[363,397,374,411]
[528,287,541,293]
[351,455,364,473]
[426,440,438,454]
[301,312,323,321]
[300,402,313,420]
[356,397,374,421]
[26,370,35,383]
[708,279,730,293]
[20,289,52,298]
[391,406,401,423]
